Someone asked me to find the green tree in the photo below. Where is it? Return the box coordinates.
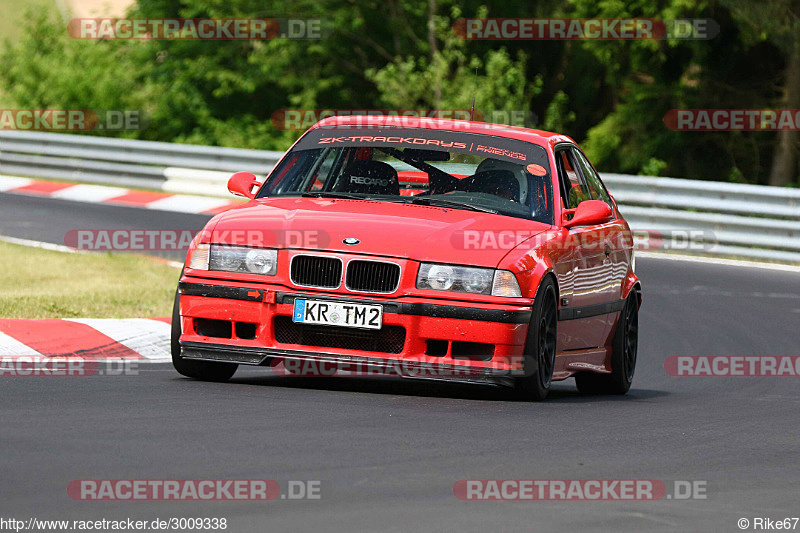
[722,0,800,186]
[367,7,542,122]
[2,0,795,188]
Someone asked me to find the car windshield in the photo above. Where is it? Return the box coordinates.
[257,127,554,223]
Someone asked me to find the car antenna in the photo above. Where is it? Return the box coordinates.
[470,66,477,121]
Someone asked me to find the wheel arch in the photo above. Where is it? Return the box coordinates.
[539,270,559,301]
[621,269,642,308]
[513,257,559,302]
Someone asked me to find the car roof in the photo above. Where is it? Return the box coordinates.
[311,115,576,151]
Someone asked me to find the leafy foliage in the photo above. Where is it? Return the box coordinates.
[0,0,796,184]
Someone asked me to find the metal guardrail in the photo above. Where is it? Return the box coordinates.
[0,130,283,195]
[602,174,800,263]
[1,131,799,263]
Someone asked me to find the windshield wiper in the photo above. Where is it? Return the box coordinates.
[301,192,498,214]
[406,196,498,214]
[301,192,367,200]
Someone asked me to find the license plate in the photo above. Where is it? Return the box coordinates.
[292,299,383,330]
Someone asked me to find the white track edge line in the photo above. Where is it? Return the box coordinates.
[0,234,183,268]
[0,235,84,253]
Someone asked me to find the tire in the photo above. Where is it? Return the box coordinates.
[171,289,238,382]
[514,277,558,401]
[575,289,639,395]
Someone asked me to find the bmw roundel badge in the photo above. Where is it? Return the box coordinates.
[343,237,360,245]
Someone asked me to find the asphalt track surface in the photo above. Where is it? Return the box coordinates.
[0,193,210,262]
[1,192,799,532]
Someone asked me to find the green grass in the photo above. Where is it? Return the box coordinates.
[0,241,180,319]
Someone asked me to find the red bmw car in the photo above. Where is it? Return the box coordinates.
[172,116,641,400]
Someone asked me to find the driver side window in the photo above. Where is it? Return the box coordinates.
[555,148,591,209]
[574,149,613,208]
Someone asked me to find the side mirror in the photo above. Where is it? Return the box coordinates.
[562,200,613,228]
[227,172,260,199]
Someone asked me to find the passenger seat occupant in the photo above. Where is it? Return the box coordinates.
[475,158,530,204]
[335,160,400,196]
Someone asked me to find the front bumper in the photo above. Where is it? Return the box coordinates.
[181,342,525,386]
[177,277,533,384]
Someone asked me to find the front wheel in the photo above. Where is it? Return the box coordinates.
[575,289,639,395]
[514,277,558,401]
[171,290,238,382]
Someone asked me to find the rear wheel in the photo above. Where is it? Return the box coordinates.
[575,289,639,395]
[514,277,558,401]
[171,290,238,382]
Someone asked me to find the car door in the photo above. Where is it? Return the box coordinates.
[572,148,628,311]
[552,146,612,350]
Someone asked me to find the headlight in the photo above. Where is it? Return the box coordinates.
[426,265,455,290]
[244,248,276,274]
[191,244,278,275]
[417,263,521,297]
